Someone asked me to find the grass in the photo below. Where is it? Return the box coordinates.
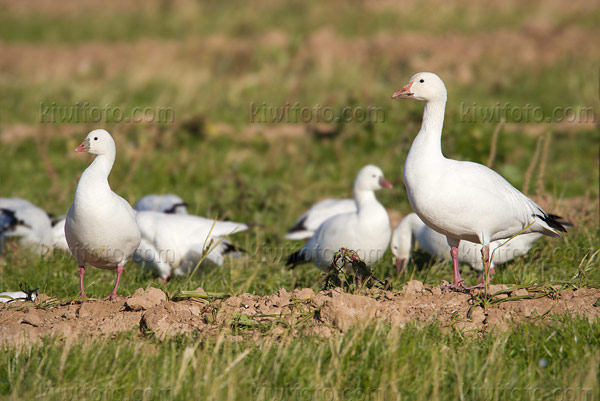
[0,0,599,399]
[0,320,598,400]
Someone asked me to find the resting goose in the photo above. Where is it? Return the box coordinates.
[134,211,247,279]
[134,194,189,214]
[0,198,53,253]
[285,198,356,240]
[286,165,392,270]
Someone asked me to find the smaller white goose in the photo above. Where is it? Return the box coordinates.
[65,129,141,300]
[391,213,545,276]
[286,165,392,270]
[134,194,189,214]
[286,198,356,240]
[393,72,569,288]
[134,211,247,279]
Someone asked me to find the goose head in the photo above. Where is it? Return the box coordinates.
[392,72,447,103]
[390,218,414,274]
[354,165,392,192]
[75,129,116,157]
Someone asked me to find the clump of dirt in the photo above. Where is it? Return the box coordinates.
[0,283,598,347]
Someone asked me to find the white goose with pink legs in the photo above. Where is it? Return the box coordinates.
[65,129,141,300]
[393,72,568,289]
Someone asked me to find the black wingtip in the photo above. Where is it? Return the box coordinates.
[286,216,308,235]
[1,208,19,233]
[546,214,574,228]
[285,250,303,269]
[222,242,247,255]
[536,213,569,233]
[164,202,188,214]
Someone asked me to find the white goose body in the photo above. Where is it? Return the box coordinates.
[393,72,567,287]
[134,211,247,279]
[286,198,356,240]
[0,198,53,252]
[391,213,543,272]
[65,129,141,299]
[66,155,140,269]
[134,194,189,214]
[287,165,392,271]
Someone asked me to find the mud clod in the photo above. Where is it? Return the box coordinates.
[0,282,598,347]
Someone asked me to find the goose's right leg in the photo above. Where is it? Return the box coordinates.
[78,265,87,298]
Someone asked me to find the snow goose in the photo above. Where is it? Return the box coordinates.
[391,213,545,275]
[134,211,247,279]
[0,198,53,254]
[286,165,392,270]
[286,198,357,240]
[65,129,141,299]
[392,72,568,288]
[50,216,69,252]
[134,194,189,214]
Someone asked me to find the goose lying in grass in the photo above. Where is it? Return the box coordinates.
[285,198,356,240]
[134,211,248,280]
[0,197,68,254]
[134,194,189,214]
[286,165,392,270]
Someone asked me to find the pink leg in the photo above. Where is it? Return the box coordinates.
[78,265,87,298]
[103,265,124,300]
[450,247,465,288]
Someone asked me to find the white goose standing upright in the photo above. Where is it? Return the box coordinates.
[392,72,567,288]
[65,129,141,299]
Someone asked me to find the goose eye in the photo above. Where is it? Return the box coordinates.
[94,137,98,140]
[419,79,424,83]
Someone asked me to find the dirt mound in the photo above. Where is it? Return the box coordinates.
[1,283,598,347]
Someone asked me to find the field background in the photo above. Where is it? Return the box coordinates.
[0,0,599,400]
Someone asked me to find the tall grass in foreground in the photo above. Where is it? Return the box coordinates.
[1,320,598,401]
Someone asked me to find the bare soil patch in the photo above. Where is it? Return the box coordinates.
[1,282,598,348]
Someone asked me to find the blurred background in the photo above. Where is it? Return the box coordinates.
[0,0,598,294]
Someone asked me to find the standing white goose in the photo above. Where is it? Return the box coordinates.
[65,129,141,299]
[286,165,392,270]
[392,72,568,288]
[391,213,545,275]
[286,198,356,240]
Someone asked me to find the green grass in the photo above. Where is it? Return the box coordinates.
[0,0,599,399]
[1,320,598,400]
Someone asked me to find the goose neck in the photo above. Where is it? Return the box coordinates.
[413,99,446,157]
[354,189,378,210]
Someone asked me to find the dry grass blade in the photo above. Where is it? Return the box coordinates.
[522,134,543,195]
[486,122,503,168]
[535,131,552,197]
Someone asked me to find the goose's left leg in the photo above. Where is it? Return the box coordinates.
[104,264,123,300]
